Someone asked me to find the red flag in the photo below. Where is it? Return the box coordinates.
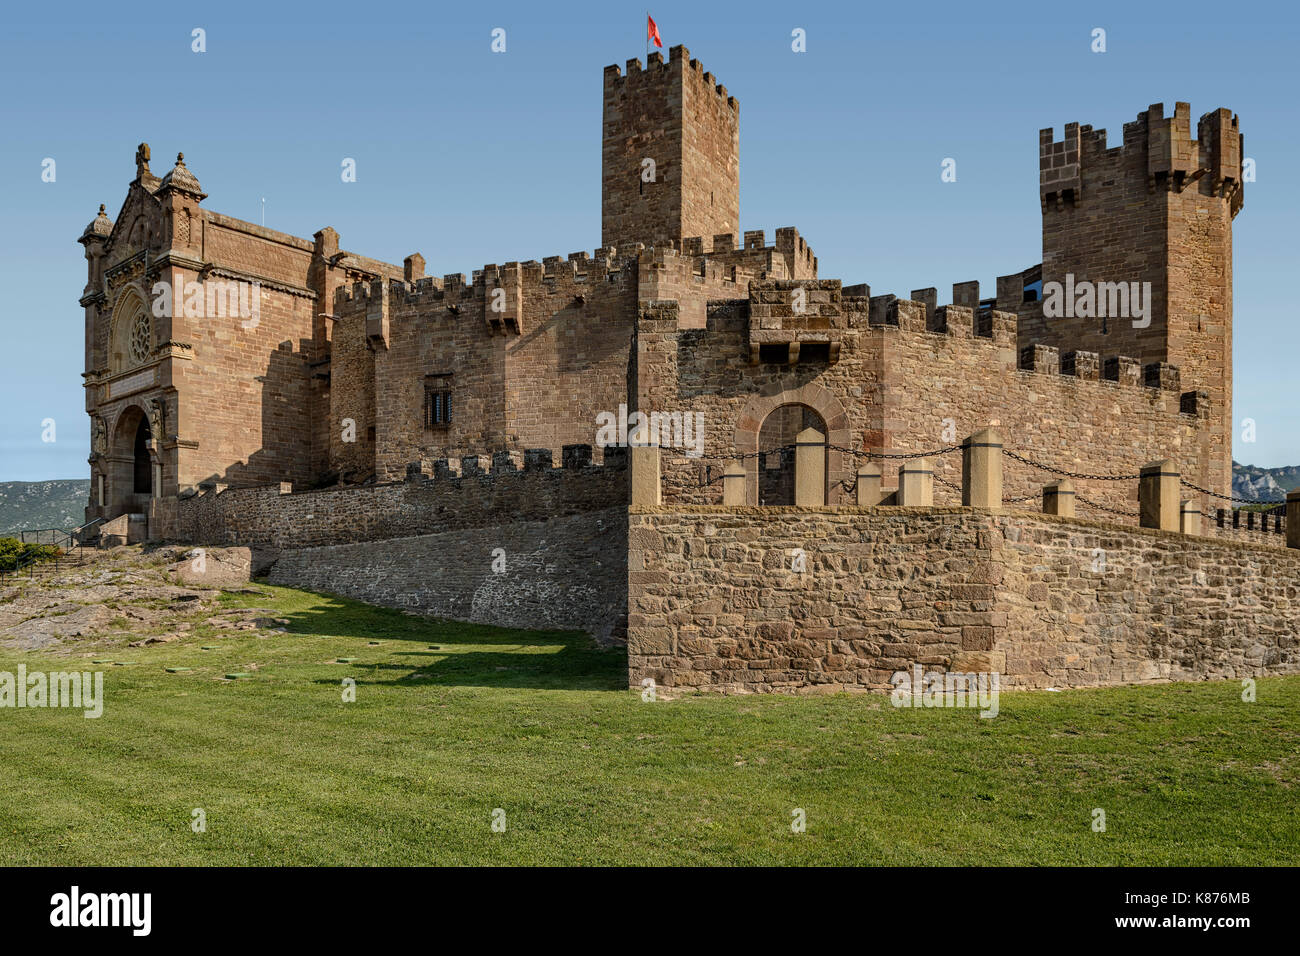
[647,15,663,49]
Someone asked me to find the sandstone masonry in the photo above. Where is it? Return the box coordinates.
[76,45,1276,693]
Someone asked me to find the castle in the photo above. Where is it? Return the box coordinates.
[79,46,1300,693]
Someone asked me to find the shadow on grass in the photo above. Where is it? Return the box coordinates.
[277,586,627,691]
[315,648,628,691]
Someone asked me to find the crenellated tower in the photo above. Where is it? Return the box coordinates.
[602,44,739,251]
[1020,102,1244,494]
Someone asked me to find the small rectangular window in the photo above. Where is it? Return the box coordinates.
[423,375,453,428]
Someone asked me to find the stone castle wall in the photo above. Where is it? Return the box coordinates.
[637,285,1216,524]
[627,505,1300,693]
[268,507,628,646]
[175,448,627,554]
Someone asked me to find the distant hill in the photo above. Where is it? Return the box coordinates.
[1232,461,1300,503]
[0,480,90,537]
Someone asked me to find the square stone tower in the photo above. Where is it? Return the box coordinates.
[1026,102,1244,493]
[602,45,739,250]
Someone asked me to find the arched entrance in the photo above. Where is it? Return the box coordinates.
[734,383,851,505]
[106,404,154,519]
[757,404,826,505]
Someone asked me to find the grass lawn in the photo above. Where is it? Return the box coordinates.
[0,583,1296,865]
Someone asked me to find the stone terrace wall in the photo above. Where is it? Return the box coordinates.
[995,512,1299,687]
[628,505,1300,693]
[175,451,627,554]
[629,507,998,694]
[270,507,628,646]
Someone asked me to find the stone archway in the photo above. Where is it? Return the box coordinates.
[105,404,155,519]
[734,383,850,504]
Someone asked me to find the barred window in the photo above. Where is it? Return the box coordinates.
[423,375,452,428]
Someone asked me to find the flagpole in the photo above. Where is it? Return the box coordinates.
[645,11,649,61]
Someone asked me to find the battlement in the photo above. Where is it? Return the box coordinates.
[1040,102,1244,213]
[603,45,738,112]
[178,443,628,553]
[876,298,1203,413]
[330,227,815,334]
[602,45,740,250]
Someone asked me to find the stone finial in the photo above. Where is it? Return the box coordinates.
[81,203,114,242]
[630,444,661,508]
[1139,460,1180,531]
[898,458,934,507]
[856,463,883,506]
[794,427,826,506]
[1043,479,1075,517]
[962,427,1003,509]
[722,461,746,506]
[135,142,151,177]
[158,150,205,197]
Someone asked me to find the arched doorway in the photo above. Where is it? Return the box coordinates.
[734,383,851,505]
[106,405,154,519]
[757,404,826,505]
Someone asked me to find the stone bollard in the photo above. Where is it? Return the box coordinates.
[1139,460,1180,531]
[898,458,933,506]
[1288,490,1300,550]
[631,443,661,508]
[1180,500,1201,536]
[722,461,746,505]
[1043,479,1075,516]
[856,463,883,506]
[794,427,826,506]
[962,427,1003,509]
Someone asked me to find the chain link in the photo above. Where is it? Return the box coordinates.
[1178,476,1286,506]
[826,443,963,461]
[1003,450,1140,482]
[1075,492,1141,518]
[932,471,1037,503]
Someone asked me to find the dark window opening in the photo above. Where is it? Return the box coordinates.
[1022,278,1043,303]
[423,375,453,428]
[132,418,151,495]
[798,343,831,363]
[758,343,789,364]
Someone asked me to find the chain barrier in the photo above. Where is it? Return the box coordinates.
[826,443,962,461]
[932,471,1039,503]
[1177,476,1286,506]
[662,439,1274,513]
[1003,449,1140,482]
[1075,492,1141,519]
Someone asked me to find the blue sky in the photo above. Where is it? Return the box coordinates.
[1,0,1296,480]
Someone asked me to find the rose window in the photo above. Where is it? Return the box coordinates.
[129,311,151,365]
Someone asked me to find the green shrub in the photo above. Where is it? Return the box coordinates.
[0,537,61,572]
